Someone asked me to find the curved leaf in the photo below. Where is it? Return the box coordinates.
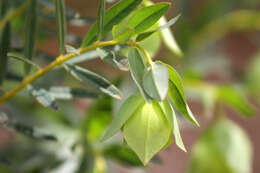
[112,24,134,43]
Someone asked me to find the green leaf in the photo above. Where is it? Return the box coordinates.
[165,64,199,126]
[27,85,58,111]
[0,22,11,85]
[128,48,152,102]
[64,64,122,99]
[24,0,38,76]
[123,100,171,165]
[97,48,129,71]
[217,85,254,117]
[160,99,186,152]
[48,87,99,100]
[136,14,181,42]
[188,118,252,173]
[128,2,170,34]
[112,24,134,43]
[103,145,143,167]
[101,93,145,141]
[55,0,66,54]
[143,61,169,101]
[81,0,142,47]
[97,0,105,40]
[7,52,40,70]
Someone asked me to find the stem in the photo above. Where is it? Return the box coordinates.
[0,0,29,29]
[135,43,153,66]
[0,40,118,104]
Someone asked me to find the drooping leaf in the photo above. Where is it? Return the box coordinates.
[24,0,38,76]
[7,52,40,69]
[97,0,106,40]
[188,118,252,173]
[55,0,67,54]
[48,87,99,100]
[136,14,181,42]
[160,99,186,152]
[64,64,122,99]
[101,93,145,141]
[0,22,11,85]
[143,61,169,101]
[112,24,134,43]
[128,48,152,102]
[128,3,170,34]
[97,48,129,71]
[81,0,142,47]
[27,85,59,111]
[165,64,199,126]
[103,145,143,167]
[123,100,171,165]
[217,85,254,117]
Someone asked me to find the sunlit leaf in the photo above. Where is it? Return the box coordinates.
[188,118,252,173]
[123,100,171,165]
[55,0,66,54]
[65,45,80,55]
[128,3,170,34]
[165,63,199,126]
[101,93,145,141]
[81,0,142,47]
[112,24,134,43]
[64,64,122,99]
[24,0,38,75]
[97,48,129,71]
[143,61,169,101]
[128,48,152,102]
[0,22,11,85]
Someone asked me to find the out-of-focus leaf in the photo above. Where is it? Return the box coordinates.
[97,0,105,40]
[24,0,37,76]
[55,0,66,54]
[165,63,199,126]
[65,45,79,55]
[128,3,170,34]
[48,87,99,100]
[7,52,40,69]
[81,0,142,47]
[27,85,59,111]
[123,100,171,165]
[103,145,143,167]
[143,61,169,101]
[0,111,8,126]
[188,118,252,173]
[97,48,129,71]
[217,85,254,117]
[128,48,152,102]
[101,93,145,141]
[136,14,181,42]
[0,22,11,85]
[112,24,134,43]
[64,64,122,99]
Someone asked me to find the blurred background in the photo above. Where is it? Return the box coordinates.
[0,0,259,172]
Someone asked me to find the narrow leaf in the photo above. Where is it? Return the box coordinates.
[217,86,254,117]
[0,22,11,85]
[65,45,80,55]
[123,101,171,165]
[112,24,134,43]
[128,48,152,102]
[48,86,99,100]
[8,52,40,69]
[55,0,66,54]
[24,0,38,75]
[81,0,142,47]
[97,48,129,71]
[101,93,145,141]
[27,85,59,111]
[143,61,169,101]
[165,63,199,126]
[128,3,170,34]
[97,0,106,40]
[64,64,122,99]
